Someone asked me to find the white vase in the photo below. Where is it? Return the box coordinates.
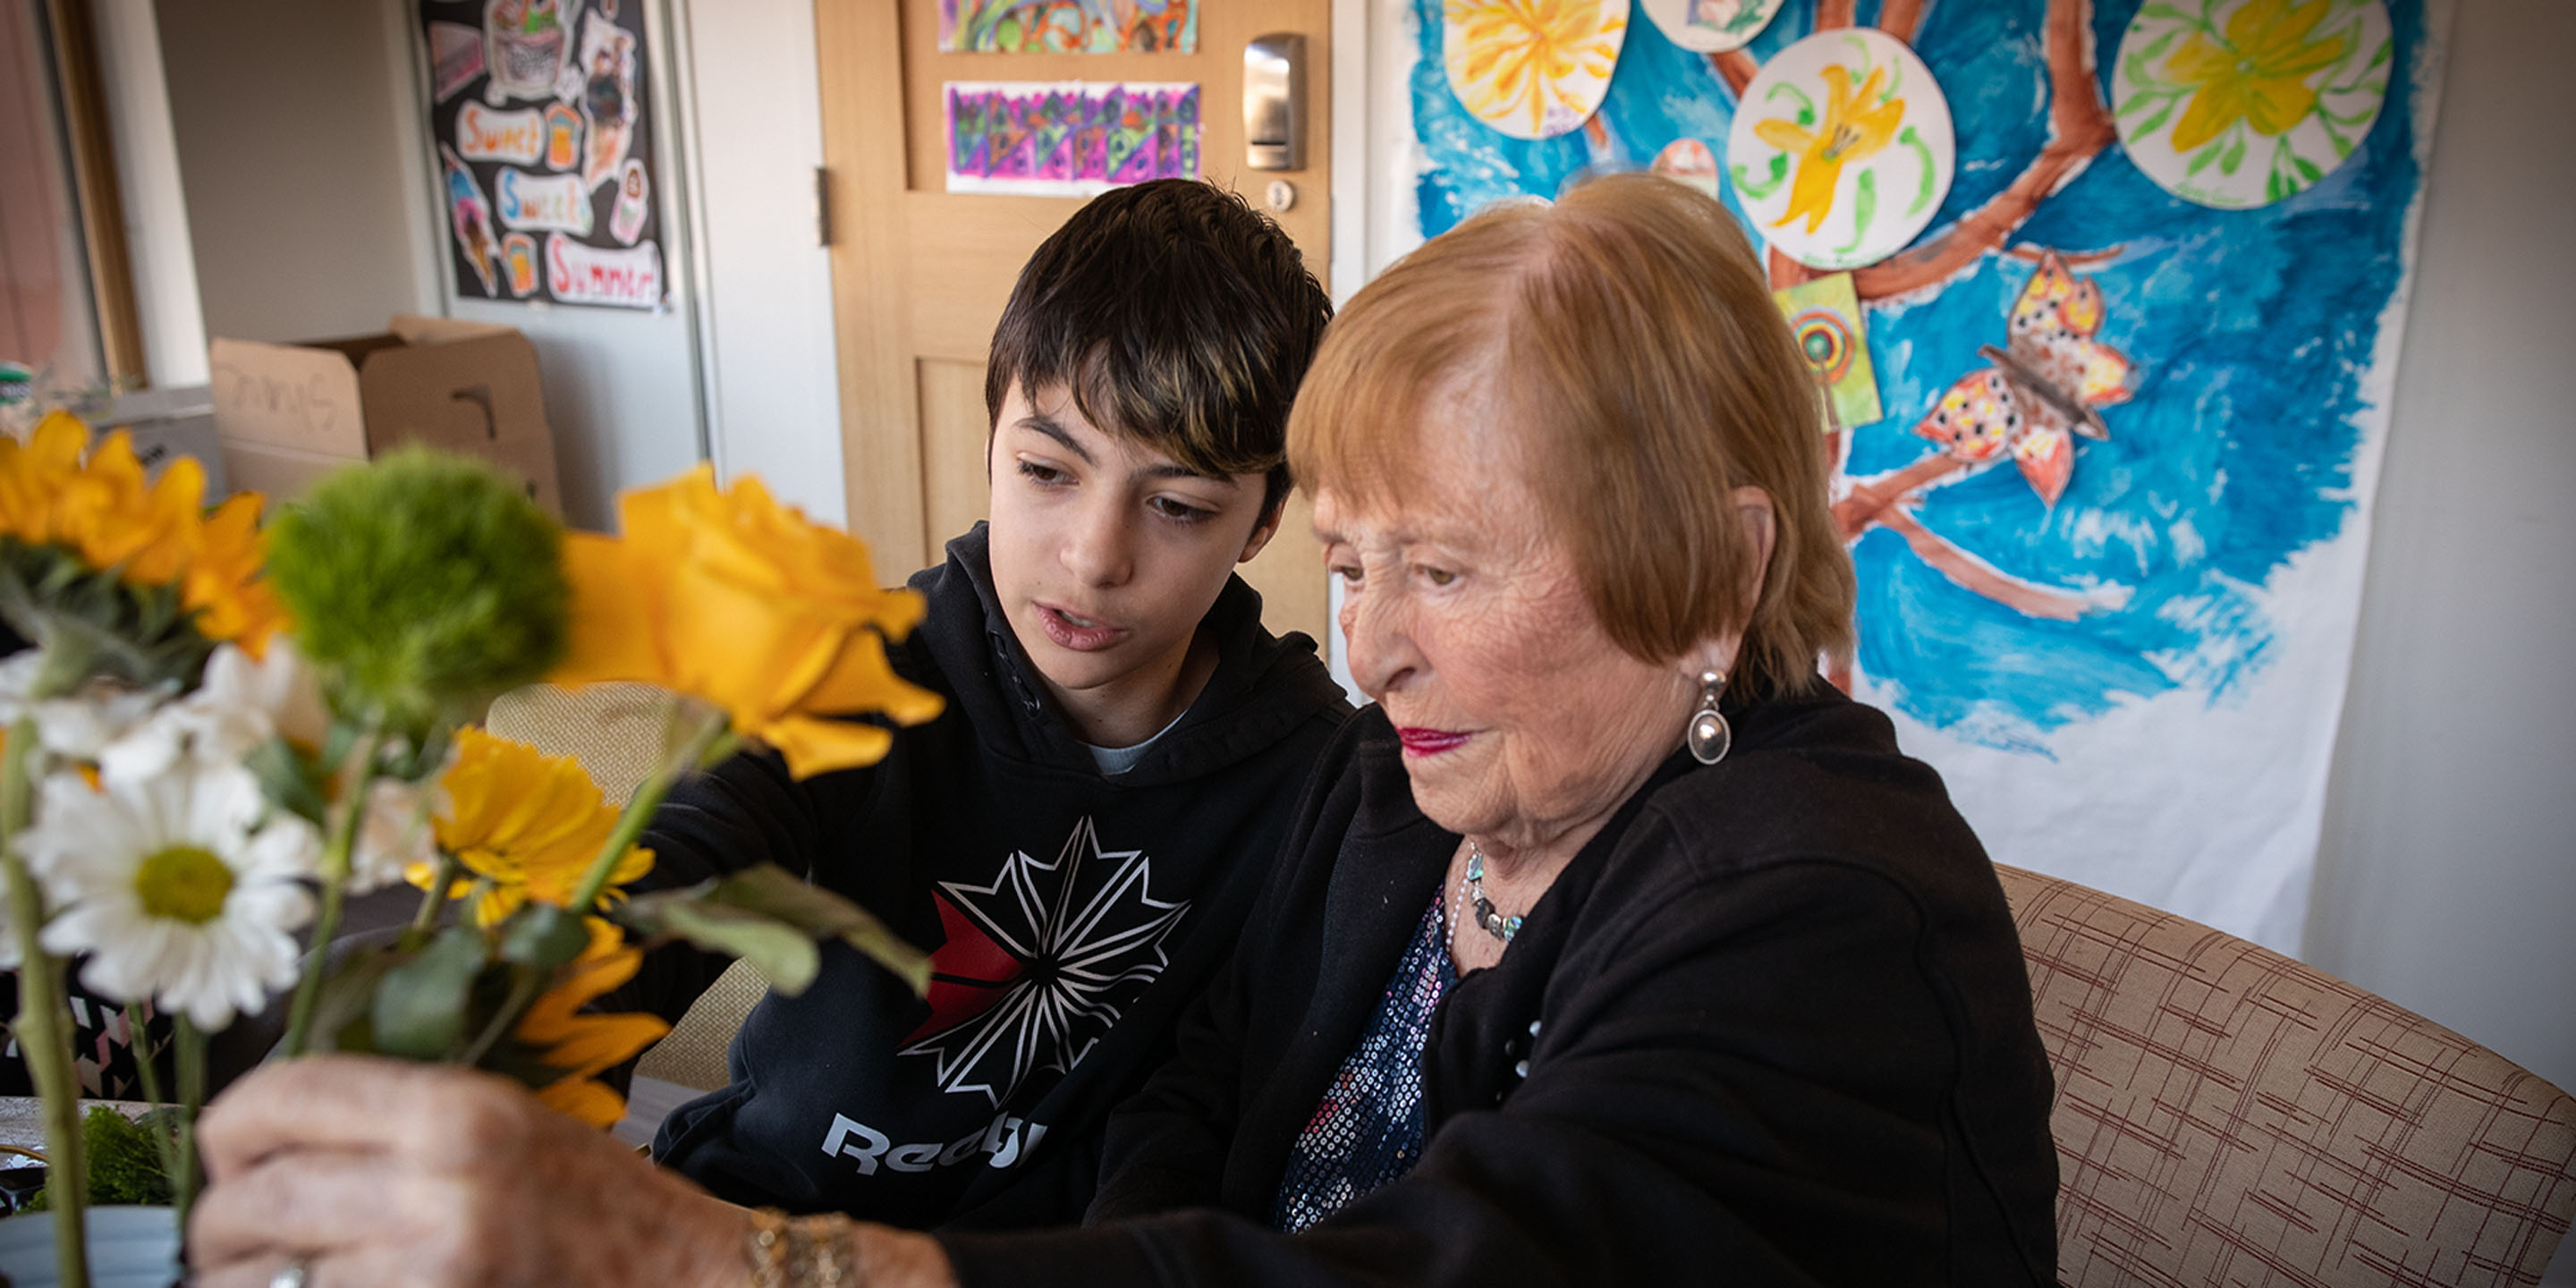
[0,1205,182,1288]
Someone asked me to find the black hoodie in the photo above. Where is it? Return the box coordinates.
[621,524,1351,1230]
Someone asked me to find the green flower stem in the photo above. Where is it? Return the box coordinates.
[455,966,544,1070]
[120,1004,183,1211]
[280,727,386,1057]
[566,703,728,916]
[2,713,89,1287]
[409,853,462,937]
[172,1015,206,1231]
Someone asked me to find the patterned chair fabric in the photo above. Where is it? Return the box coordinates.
[487,682,760,1091]
[1996,864,2576,1287]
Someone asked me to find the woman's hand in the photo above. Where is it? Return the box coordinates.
[187,1055,955,1288]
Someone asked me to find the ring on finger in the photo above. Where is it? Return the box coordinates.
[269,1257,312,1288]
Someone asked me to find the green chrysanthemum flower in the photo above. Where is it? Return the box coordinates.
[265,450,568,741]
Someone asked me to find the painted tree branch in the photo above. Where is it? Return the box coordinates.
[1834,453,1965,541]
[1815,0,1857,28]
[1878,0,1929,43]
[1849,0,2114,300]
[1711,50,1758,96]
[1877,509,2094,621]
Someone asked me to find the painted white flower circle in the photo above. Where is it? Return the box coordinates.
[1640,0,1783,53]
[1443,0,1630,141]
[2113,0,2394,209]
[23,762,318,1030]
[1726,28,1955,272]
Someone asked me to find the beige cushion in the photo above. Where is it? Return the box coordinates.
[485,683,765,1091]
[1997,863,2576,1287]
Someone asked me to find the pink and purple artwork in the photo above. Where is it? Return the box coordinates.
[946,81,1199,197]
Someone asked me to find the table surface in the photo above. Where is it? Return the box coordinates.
[0,1097,153,1171]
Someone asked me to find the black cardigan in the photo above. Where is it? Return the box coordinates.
[937,688,2060,1285]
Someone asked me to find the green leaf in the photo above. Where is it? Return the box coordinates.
[1762,80,1815,129]
[371,926,492,1059]
[2184,137,2224,177]
[309,944,402,1054]
[243,735,329,827]
[628,897,821,995]
[614,863,930,997]
[496,902,593,970]
[2218,131,2247,176]
[1730,153,1789,201]
[2135,1,2198,21]
[1901,125,1938,216]
[2293,154,2323,182]
[2132,100,2177,141]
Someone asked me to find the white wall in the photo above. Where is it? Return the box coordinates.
[2305,0,2576,1191]
[675,0,844,526]
[87,0,204,387]
[153,0,426,343]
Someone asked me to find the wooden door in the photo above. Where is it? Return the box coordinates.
[816,0,1333,642]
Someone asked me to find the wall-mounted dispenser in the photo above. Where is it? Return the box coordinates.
[1243,33,1306,172]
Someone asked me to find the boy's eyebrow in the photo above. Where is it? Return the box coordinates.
[1140,462,1240,487]
[1013,415,1097,465]
[1016,414,1241,487]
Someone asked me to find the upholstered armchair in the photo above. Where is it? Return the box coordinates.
[1999,865,2576,1287]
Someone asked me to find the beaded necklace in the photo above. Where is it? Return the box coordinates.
[1461,837,1521,944]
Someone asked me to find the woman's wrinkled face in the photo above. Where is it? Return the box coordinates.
[1317,391,1698,852]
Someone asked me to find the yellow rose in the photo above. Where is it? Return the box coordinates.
[553,464,942,778]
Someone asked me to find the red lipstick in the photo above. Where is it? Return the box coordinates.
[1396,727,1471,757]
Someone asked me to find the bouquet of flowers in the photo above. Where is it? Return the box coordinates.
[0,412,939,1285]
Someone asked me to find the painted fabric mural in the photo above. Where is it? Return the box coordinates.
[942,0,1198,53]
[945,82,1201,197]
[1400,0,2450,950]
[419,0,664,310]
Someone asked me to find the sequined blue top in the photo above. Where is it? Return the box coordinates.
[1270,894,1456,1233]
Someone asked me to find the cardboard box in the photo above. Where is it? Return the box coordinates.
[208,315,562,516]
[94,386,227,496]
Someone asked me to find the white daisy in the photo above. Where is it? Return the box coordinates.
[0,649,174,761]
[97,640,328,782]
[351,775,446,894]
[21,761,321,1031]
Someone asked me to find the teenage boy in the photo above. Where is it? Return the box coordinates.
[621,181,1351,1231]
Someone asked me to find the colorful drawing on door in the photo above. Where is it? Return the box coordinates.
[945,82,1200,197]
[941,0,1198,54]
[1726,28,1954,270]
[1442,0,1630,140]
[2112,0,2394,208]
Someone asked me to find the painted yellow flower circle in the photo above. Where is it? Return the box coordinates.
[1443,0,1630,141]
[1725,29,1955,272]
[2113,0,2394,209]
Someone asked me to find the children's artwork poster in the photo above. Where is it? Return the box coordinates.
[419,0,664,310]
[941,0,1197,54]
[945,82,1201,197]
[1394,0,2453,953]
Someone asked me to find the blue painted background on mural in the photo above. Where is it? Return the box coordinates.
[1407,0,2427,754]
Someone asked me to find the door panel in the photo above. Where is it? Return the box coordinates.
[818,0,1332,644]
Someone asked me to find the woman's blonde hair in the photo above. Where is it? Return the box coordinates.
[1288,174,1853,700]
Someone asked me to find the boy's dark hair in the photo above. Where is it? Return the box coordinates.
[985,181,1331,525]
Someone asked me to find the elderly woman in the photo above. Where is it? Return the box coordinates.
[191,174,2057,1287]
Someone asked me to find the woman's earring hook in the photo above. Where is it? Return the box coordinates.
[1687,669,1731,766]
